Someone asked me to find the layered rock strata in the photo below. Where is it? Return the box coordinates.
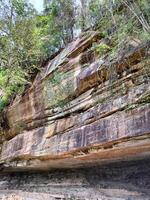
[0,31,150,171]
[0,159,150,200]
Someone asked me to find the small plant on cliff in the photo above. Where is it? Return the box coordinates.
[45,71,74,108]
[91,43,111,56]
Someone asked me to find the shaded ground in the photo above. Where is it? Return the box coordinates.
[0,158,150,199]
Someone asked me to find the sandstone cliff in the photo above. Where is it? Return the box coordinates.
[0,31,150,199]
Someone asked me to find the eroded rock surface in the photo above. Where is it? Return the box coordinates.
[0,31,150,199]
[0,159,150,200]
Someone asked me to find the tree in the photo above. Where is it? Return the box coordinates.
[0,0,43,111]
[43,0,75,48]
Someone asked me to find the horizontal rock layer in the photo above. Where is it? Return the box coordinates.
[0,159,150,200]
[0,32,150,171]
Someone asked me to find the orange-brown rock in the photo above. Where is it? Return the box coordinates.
[0,31,150,171]
[0,31,150,200]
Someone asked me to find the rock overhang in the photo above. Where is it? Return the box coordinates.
[0,31,150,171]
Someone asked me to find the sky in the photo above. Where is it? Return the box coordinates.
[29,0,44,12]
[28,0,81,12]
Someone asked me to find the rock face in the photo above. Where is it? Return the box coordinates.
[0,31,150,199]
[0,159,150,200]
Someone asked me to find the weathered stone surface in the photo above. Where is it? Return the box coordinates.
[0,31,150,199]
[0,32,150,171]
[0,159,150,200]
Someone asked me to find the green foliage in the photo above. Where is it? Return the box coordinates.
[41,0,75,55]
[0,68,26,111]
[0,0,74,112]
[0,0,44,112]
[45,71,74,108]
[92,43,111,55]
[89,0,150,60]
